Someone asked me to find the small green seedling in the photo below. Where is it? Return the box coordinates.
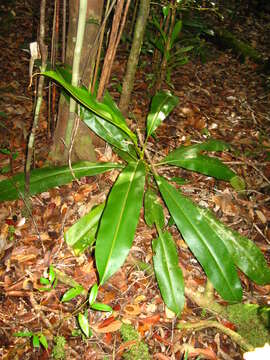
[62,283,112,338]
[13,330,48,350]
[62,283,112,312]
[38,265,58,292]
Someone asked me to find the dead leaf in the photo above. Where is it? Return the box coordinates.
[92,319,122,333]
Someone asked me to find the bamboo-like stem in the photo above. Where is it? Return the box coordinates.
[25,0,47,196]
[64,0,87,152]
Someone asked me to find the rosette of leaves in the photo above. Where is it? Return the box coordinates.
[1,67,270,317]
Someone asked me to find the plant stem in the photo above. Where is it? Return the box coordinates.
[25,0,47,196]
[177,320,254,352]
[64,0,87,152]
[97,0,125,101]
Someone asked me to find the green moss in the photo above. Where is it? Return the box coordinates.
[120,324,150,360]
[226,303,270,347]
[52,336,66,360]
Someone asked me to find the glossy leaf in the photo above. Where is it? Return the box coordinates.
[161,140,235,180]
[144,189,165,229]
[78,313,90,337]
[65,203,105,255]
[146,91,179,138]
[32,334,40,348]
[170,20,182,48]
[42,68,137,144]
[153,230,185,316]
[81,108,137,158]
[38,334,48,350]
[96,161,146,284]
[156,176,242,302]
[0,162,122,202]
[198,208,270,285]
[61,286,84,302]
[88,283,98,306]
[90,302,112,312]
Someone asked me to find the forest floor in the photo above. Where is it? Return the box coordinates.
[0,1,270,359]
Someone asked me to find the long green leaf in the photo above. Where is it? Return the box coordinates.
[95,161,146,284]
[81,107,137,158]
[161,140,235,180]
[197,208,270,285]
[146,91,179,138]
[42,68,137,144]
[0,162,122,202]
[156,176,242,302]
[144,189,165,229]
[170,20,182,48]
[153,230,185,316]
[64,203,105,255]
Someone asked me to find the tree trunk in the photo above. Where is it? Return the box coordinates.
[51,0,104,164]
[118,0,150,117]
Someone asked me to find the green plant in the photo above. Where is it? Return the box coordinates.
[1,67,270,317]
[13,330,48,350]
[38,265,58,292]
[61,282,112,337]
[150,9,194,86]
[120,323,150,360]
[52,336,66,360]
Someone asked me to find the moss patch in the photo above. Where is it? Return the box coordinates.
[226,303,270,347]
[120,324,150,360]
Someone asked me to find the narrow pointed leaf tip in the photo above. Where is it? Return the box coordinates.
[146,90,179,138]
[161,140,235,180]
[0,162,122,202]
[198,208,270,285]
[95,161,146,284]
[156,175,242,302]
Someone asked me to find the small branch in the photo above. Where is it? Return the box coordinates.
[97,0,125,100]
[177,319,254,352]
[25,0,48,196]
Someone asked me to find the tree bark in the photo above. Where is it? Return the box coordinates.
[118,0,150,117]
[51,0,104,164]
